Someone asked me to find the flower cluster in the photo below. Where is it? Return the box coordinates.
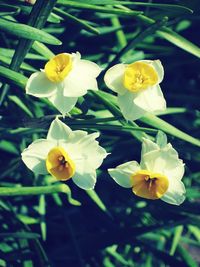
[22,52,186,205]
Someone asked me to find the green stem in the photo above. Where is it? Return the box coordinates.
[92,91,148,141]
[111,16,127,48]
[0,184,67,196]
[0,184,81,205]
[71,123,157,134]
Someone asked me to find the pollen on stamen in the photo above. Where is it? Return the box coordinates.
[65,162,69,168]
[58,156,64,161]
[58,165,64,171]
[46,146,76,180]
[123,61,158,92]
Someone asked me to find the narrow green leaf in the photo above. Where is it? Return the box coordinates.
[111,16,127,48]
[54,7,99,34]
[140,114,200,147]
[170,225,184,255]
[155,107,187,116]
[39,195,46,241]
[157,28,200,59]
[72,123,157,134]
[71,0,193,14]
[135,14,200,58]
[61,0,123,4]
[0,48,45,60]
[0,66,27,88]
[103,257,115,267]
[57,1,142,17]
[0,54,36,71]
[106,245,131,266]
[8,95,34,118]
[92,90,148,141]
[0,4,20,16]
[176,20,191,32]
[86,189,108,213]
[0,184,81,206]
[19,4,62,24]
[17,214,39,225]
[0,232,40,239]
[0,140,18,155]
[104,17,168,71]
[124,2,193,14]
[48,12,62,23]
[0,0,58,106]
[176,244,198,267]
[6,0,58,72]
[32,41,55,59]
[0,18,61,45]
[188,225,200,242]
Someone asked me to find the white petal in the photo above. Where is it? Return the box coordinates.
[48,86,77,115]
[26,72,56,97]
[71,51,81,63]
[72,170,96,190]
[161,180,186,205]
[118,91,146,121]
[108,161,140,188]
[142,144,185,181]
[47,118,72,141]
[133,85,166,112]
[63,59,101,97]
[151,60,164,84]
[61,131,107,174]
[74,59,102,77]
[104,64,127,95]
[140,60,164,84]
[21,139,55,175]
[141,138,160,158]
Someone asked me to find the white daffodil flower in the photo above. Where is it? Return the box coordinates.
[21,118,107,190]
[26,52,102,115]
[104,60,166,121]
[108,138,186,205]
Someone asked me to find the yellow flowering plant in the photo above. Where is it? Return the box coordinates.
[2,0,200,265]
[108,137,186,205]
[26,52,102,115]
[21,118,108,190]
[104,60,166,121]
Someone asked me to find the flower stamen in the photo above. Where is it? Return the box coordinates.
[131,170,169,199]
[46,147,75,180]
[44,53,72,83]
[123,62,158,93]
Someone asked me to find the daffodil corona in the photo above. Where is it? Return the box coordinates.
[108,138,186,205]
[123,62,159,92]
[104,60,166,121]
[46,147,75,181]
[26,52,102,115]
[21,118,107,189]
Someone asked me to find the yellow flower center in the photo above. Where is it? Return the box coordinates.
[46,147,75,181]
[131,170,169,200]
[123,62,158,93]
[44,53,72,83]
